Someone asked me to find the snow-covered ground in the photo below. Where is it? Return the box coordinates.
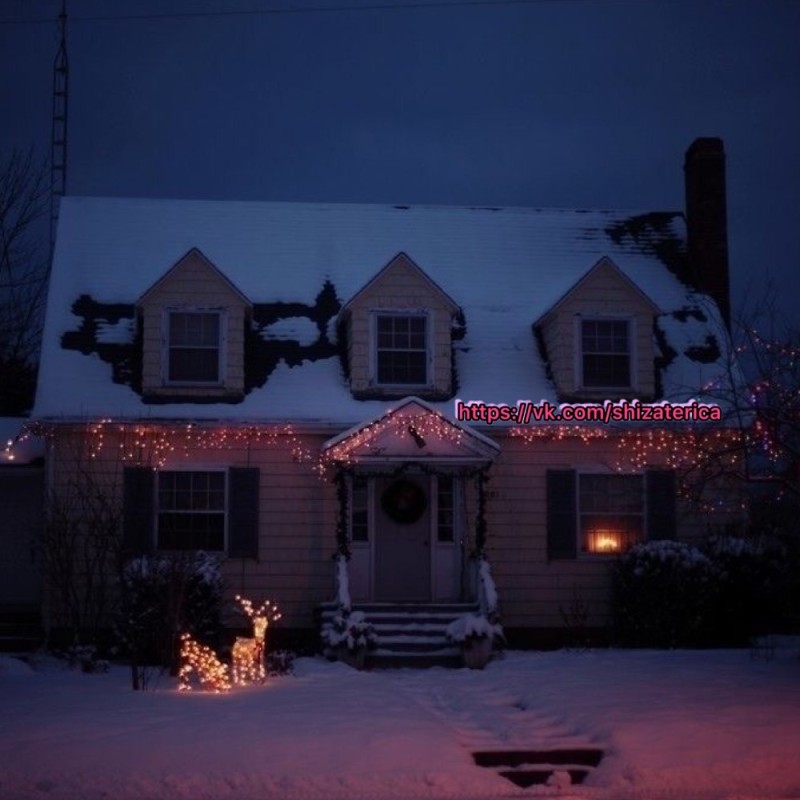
[1,647,799,800]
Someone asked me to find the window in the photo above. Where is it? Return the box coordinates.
[581,319,631,388]
[375,314,428,385]
[167,311,221,383]
[350,475,369,542]
[157,470,226,551]
[547,469,674,560]
[578,473,643,554]
[437,475,455,542]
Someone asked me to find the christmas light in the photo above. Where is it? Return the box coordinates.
[231,595,282,686]
[177,633,231,693]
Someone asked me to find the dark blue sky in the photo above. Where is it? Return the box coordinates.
[2,0,799,324]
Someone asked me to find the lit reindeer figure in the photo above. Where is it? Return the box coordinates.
[178,632,231,693]
[231,594,282,685]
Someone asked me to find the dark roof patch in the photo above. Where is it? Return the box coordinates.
[685,335,721,364]
[604,212,687,278]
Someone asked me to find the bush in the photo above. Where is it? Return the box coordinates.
[612,537,791,647]
[703,535,787,644]
[612,541,719,647]
[116,552,225,676]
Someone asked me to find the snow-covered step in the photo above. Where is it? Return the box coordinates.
[472,748,605,788]
[318,601,479,668]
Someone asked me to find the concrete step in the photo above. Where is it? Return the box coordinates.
[319,602,480,668]
[472,748,605,788]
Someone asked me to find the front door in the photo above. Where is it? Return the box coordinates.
[374,475,431,602]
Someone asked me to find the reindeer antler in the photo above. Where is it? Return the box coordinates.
[235,594,282,623]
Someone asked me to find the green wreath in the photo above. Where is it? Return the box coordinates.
[381,479,427,525]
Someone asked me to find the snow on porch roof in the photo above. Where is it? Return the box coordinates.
[322,397,501,463]
[34,197,728,424]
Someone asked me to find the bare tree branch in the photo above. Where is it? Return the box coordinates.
[0,147,49,413]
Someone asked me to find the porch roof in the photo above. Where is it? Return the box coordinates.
[322,397,500,465]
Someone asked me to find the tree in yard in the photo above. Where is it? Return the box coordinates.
[0,148,49,415]
[39,430,126,648]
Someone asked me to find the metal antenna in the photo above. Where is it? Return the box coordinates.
[49,0,69,264]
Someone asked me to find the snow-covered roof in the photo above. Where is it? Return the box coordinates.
[34,197,730,425]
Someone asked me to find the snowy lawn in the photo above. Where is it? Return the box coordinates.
[1,648,799,800]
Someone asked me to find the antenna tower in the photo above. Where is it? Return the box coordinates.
[50,0,69,263]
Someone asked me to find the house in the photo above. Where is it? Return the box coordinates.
[0,418,44,650]
[31,138,738,651]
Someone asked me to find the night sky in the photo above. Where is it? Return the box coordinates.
[2,0,799,324]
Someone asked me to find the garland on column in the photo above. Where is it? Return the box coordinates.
[474,467,490,559]
[333,470,350,560]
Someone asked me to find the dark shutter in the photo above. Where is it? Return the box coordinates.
[546,469,577,560]
[123,467,155,555]
[228,467,260,559]
[646,470,676,540]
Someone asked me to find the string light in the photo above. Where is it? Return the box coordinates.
[177,633,231,693]
[231,595,281,686]
[510,423,750,514]
[26,420,323,474]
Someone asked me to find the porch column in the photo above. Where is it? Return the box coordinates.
[474,467,489,558]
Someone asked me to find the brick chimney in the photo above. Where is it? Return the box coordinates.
[684,137,731,327]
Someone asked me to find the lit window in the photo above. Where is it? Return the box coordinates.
[375,314,428,385]
[437,475,455,542]
[168,311,221,383]
[581,319,630,388]
[157,471,226,551]
[579,473,643,554]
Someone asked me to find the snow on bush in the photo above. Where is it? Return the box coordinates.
[613,537,791,647]
[322,611,378,653]
[612,540,719,647]
[334,554,352,613]
[445,613,503,645]
[477,558,499,620]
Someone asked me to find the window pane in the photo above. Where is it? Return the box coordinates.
[580,513,643,554]
[375,315,428,385]
[437,475,455,542]
[168,312,220,382]
[583,354,630,388]
[351,476,369,542]
[157,471,226,551]
[158,512,225,551]
[579,474,643,554]
[377,350,427,384]
[581,319,630,386]
[169,348,219,382]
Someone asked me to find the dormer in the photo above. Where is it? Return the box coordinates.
[138,248,251,401]
[535,257,661,401]
[338,253,461,400]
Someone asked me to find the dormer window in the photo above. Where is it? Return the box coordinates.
[580,318,631,389]
[374,312,429,386]
[166,310,223,384]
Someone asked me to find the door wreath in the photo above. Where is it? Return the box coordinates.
[381,479,427,525]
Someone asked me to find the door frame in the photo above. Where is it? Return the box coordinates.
[347,469,465,603]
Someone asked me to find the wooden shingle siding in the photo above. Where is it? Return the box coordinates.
[45,422,704,632]
[48,428,337,629]
[481,434,683,628]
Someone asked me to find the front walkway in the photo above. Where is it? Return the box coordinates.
[1,649,799,799]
